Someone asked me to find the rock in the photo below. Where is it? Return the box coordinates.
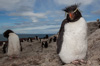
[87,22,99,36]
[87,29,100,66]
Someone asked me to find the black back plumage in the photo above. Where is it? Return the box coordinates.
[57,4,82,54]
[57,19,68,54]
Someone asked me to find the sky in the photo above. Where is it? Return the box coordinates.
[0,0,100,34]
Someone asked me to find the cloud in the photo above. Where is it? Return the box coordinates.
[54,0,94,6]
[9,12,46,18]
[8,11,47,22]
[13,25,60,34]
[48,28,59,32]
[83,15,92,18]
[10,18,18,20]
[55,19,62,22]
[0,0,20,11]
[0,0,46,23]
[45,10,65,23]
[5,10,64,31]
[1,20,61,33]
[92,10,100,15]
[0,0,35,11]
[14,25,60,31]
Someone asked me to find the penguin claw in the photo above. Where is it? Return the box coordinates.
[71,59,87,65]
[80,59,87,64]
[71,60,80,65]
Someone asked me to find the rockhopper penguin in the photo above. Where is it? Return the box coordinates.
[57,4,87,64]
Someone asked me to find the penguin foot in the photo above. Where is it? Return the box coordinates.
[80,59,87,64]
[8,56,19,60]
[71,60,80,65]
[71,59,87,65]
[7,56,13,60]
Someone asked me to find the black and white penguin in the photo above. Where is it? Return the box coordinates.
[2,41,8,53]
[35,36,39,40]
[3,29,21,57]
[49,38,52,43]
[57,4,87,64]
[27,37,33,42]
[41,42,45,48]
[45,35,49,39]
[53,36,57,42]
[41,41,48,48]
[44,41,48,48]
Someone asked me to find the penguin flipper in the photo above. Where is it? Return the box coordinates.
[57,19,68,54]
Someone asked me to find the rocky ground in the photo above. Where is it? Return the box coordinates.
[0,22,100,66]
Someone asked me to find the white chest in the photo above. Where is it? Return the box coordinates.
[64,18,87,36]
[59,17,87,63]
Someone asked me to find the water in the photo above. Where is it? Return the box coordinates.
[0,34,54,41]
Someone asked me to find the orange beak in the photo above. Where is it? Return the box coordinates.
[69,13,74,19]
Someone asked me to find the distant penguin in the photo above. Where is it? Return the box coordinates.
[2,41,8,53]
[49,38,52,43]
[3,29,21,57]
[35,36,39,40]
[41,41,48,48]
[30,38,33,42]
[44,41,48,48]
[45,35,49,39]
[41,42,45,48]
[27,37,32,42]
[57,4,87,64]
[53,36,57,42]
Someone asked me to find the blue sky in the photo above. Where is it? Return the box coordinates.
[0,0,100,34]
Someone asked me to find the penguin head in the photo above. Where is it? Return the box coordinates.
[63,4,82,22]
[3,29,14,38]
